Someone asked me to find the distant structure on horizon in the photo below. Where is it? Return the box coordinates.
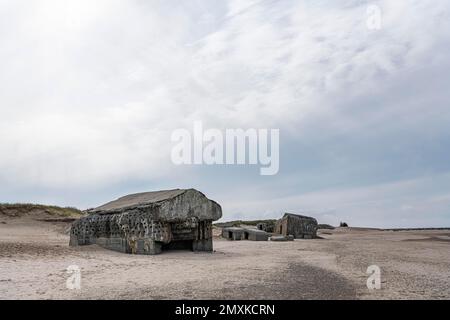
[274,213,318,239]
[69,189,222,255]
[220,213,318,241]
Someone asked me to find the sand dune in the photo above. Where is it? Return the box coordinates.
[0,214,449,300]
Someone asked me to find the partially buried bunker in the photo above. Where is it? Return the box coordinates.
[69,189,222,255]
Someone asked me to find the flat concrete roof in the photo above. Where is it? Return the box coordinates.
[93,189,189,211]
[283,212,316,220]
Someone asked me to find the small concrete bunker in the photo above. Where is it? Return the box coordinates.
[69,189,222,254]
[274,213,318,239]
[222,227,269,241]
[222,227,245,240]
[244,229,269,241]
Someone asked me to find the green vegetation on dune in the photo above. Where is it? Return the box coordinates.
[0,203,84,218]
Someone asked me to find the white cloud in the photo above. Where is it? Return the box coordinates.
[0,1,449,226]
[221,173,450,228]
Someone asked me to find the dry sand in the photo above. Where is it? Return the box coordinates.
[0,216,449,300]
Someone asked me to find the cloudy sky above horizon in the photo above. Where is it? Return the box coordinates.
[1,0,450,227]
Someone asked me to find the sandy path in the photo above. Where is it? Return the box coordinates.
[0,218,449,300]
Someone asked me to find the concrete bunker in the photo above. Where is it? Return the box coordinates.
[274,213,318,239]
[222,227,245,240]
[222,227,269,241]
[244,229,269,241]
[69,189,222,255]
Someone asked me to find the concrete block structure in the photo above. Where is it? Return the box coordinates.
[270,235,294,241]
[243,229,269,241]
[69,189,222,254]
[274,213,318,239]
[222,227,245,240]
[222,227,269,241]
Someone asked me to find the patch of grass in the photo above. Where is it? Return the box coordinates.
[0,203,84,217]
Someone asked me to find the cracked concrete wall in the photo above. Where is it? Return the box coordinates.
[70,189,220,254]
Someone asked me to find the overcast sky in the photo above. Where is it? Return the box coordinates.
[1,0,449,227]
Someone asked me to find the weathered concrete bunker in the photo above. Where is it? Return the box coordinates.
[69,189,222,254]
[274,213,318,239]
[222,227,269,241]
[222,227,245,240]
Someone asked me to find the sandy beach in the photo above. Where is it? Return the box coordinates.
[0,215,449,300]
